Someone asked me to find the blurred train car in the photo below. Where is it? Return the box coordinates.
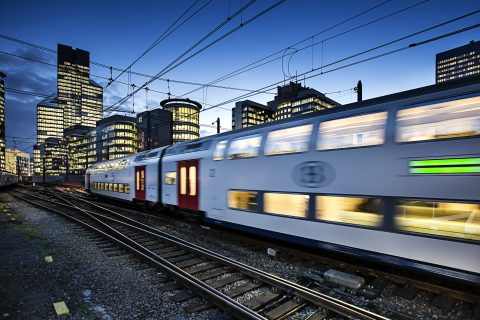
[0,172,18,189]
[87,76,480,281]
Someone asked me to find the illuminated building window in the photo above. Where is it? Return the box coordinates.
[264,124,312,156]
[213,140,228,160]
[164,171,176,184]
[396,96,480,142]
[317,112,387,150]
[228,190,258,211]
[264,193,308,218]
[227,134,262,159]
[316,196,382,227]
[395,200,480,240]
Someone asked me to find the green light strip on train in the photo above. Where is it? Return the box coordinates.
[410,158,480,167]
[410,166,480,174]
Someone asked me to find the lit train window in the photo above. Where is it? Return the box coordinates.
[264,124,312,156]
[227,134,262,159]
[164,172,176,184]
[396,96,480,142]
[395,200,480,240]
[180,167,187,195]
[228,190,258,211]
[124,184,130,193]
[317,112,387,150]
[113,184,118,192]
[189,166,196,196]
[213,140,228,160]
[264,193,308,218]
[316,196,382,227]
[119,184,124,193]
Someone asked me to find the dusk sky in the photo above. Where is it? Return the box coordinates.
[1,0,479,154]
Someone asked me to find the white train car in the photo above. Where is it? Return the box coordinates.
[162,77,480,281]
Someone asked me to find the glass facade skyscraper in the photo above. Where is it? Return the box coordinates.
[161,98,201,144]
[57,44,103,130]
[436,41,480,83]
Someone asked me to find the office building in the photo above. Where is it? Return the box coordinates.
[5,148,31,177]
[34,95,63,175]
[231,100,275,130]
[436,40,480,83]
[137,108,173,151]
[64,125,94,175]
[0,71,6,172]
[57,44,103,129]
[38,137,67,177]
[161,98,201,144]
[270,82,339,120]
[96,115,137,161]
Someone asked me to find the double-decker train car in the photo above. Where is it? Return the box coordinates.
[0,172,18,189]
[86,76,480,282]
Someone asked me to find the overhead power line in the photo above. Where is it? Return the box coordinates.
[107,0,211,88]
[181,0,428,97]
[105,0,288,113]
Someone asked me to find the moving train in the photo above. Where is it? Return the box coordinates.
[0,172,18,189]
[86,77,480,282]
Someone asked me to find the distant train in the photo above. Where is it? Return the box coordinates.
[0,172,18,189]
[86,77,480,282]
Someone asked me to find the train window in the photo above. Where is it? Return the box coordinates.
[213,140,228,160]
[180,167,187,195]
[148,151,159,158]
[264,124,312,156]
[395,200,480,240]
[317,112,387,150]
[227,134,262,159]
[136,171,140,191]
[264,193,308,218]
[124,184,130,193]
[109,183,113,191]
[119,184,124,193]
[189,166,196,196]
[113,184,118,192]
[316,196,382,227]
[396,96,480,142]
[164,171,176,184]
[100,182,105,190]
[228,190,258,211]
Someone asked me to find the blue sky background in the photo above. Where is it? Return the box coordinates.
[1,0,479,154]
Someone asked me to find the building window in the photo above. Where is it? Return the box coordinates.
[396,96,480,142]
[227,134,262,159]
[317,112,387,150]
[264,193,308,218]
[264,124,312,156]
[213,140,228,160]
[228,190,258,211]
[395,200,480,240]
[164,171,176,184]
[316,196,382,227]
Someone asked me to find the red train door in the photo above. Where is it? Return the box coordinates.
[135,166,146,201]
[178,160,199,211]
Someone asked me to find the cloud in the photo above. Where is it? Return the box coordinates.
[1,47,57,153]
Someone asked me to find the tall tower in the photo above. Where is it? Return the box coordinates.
[160,98,201,144]
[0,71,6,172]
[57,44,103,130]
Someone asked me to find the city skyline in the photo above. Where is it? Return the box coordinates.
[1,0,479,154]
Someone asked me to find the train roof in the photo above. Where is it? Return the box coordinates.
[169,74,480,149]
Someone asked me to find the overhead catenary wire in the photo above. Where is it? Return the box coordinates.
[105,0,289,113]
[0,35,276,95]
[107,0,211,88]
[180,0,402,96]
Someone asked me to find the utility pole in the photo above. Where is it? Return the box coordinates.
[212,117,220,134]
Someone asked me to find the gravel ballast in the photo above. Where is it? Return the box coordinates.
[0,192,224,319]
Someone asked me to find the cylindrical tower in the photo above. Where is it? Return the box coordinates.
[160,98,201,144]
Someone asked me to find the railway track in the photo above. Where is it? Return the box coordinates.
[10,187,390,320]
[19,185,480,315]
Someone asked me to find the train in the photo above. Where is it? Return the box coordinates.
[86,76,480,282]
[0,172,18,189]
